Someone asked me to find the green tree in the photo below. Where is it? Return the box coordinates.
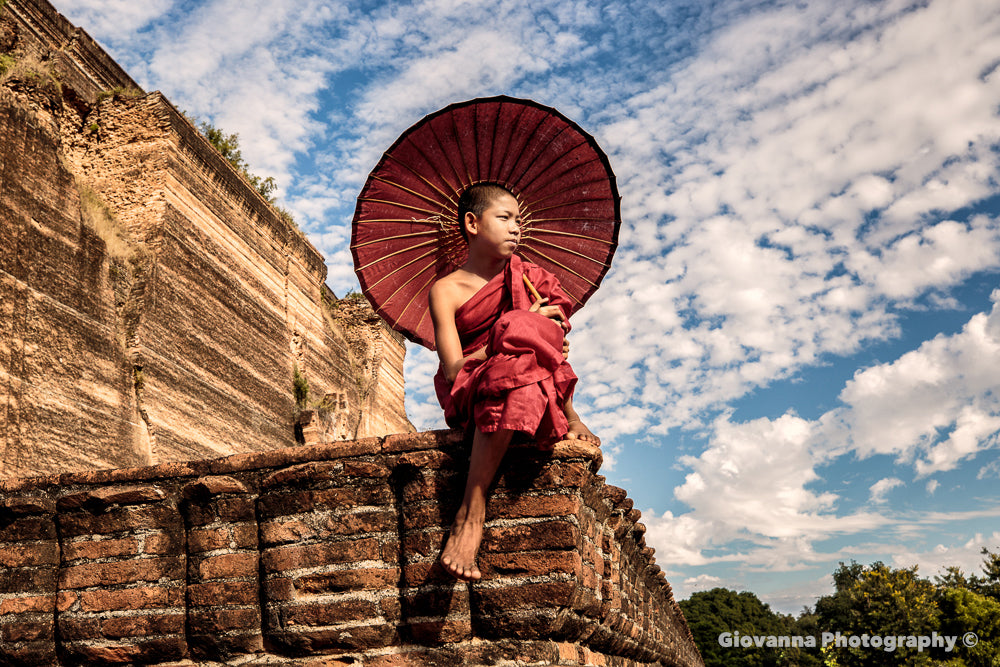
[184,114,279,204]
[680,588,795,667]
[815,562,939,667]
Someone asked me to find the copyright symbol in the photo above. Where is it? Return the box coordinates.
[963,632,978,648]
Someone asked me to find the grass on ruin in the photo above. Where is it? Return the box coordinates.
[0,51,61,92]
[78,182,133,260]
[95,86,143,103]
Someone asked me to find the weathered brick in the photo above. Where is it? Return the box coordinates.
[271,622,397,653]
[383,430,462,453]
[57,617,101,641]
[0,515,55,541]
[77,585,183,612]
[261,510,395,546]
[471,580,579,613]
[59,556,183,589]
[182,475,247,498]
[341,460,391,478]
[189,607,259,633]
[264,576,294,602]
[0,618,54,643]
[263,538,381,571]
[482,520,581,552]
[184,496,255,525]
[58,504,179,537]
[193,552,257,580]
[62,536,137,562]
[188,580,259,607]
[100,612,184,639]
[402,529,446,558]
[401,586,470,618]
[282,598,380,626]
[487,493,582,520]
[0,594,54,614]
[405,618,472,645]
[258,486,393,518]
[188,526,231,553]
[0,541,59,567]
[0,567,57,593]
[142,530,182,554]
[294,567,398,594]
[478,550,583,578]
[60,636,185,665]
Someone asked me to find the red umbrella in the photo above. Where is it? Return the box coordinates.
[351,95,621,350]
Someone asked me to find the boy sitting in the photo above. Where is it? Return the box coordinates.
[429,183,599,582]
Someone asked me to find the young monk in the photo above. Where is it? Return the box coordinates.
[429,182,600,582]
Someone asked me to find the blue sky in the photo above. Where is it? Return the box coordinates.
[60,0,1000,614]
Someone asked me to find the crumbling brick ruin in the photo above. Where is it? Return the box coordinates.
[0,431,703,666]
[0,0,411,480]
[0,0,704,664]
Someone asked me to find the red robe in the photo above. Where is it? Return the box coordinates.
[434,255,578,447]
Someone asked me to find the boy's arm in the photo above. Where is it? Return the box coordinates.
[429,281,486,384]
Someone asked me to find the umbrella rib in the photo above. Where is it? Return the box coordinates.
[521,139,594,190]
[365,247,438,291]
[519,227,616,244]
[517,245,599,289]
[352,217,454,226]
[357,197,445,219]
[523,170,610,208]
[384,152,458,209]
[495,104,531,187]
[379,257,437,307]
[404,131,462,203]
[519,237,613,265]
[487,101,502,180]
[370,174,452,211]
[529,195,614,216]
[394,271,438,325]
[508,121,575,192]
[450,110,474,187]
[356,240,437,273]
[351,229,439,250]
[514,135,589,197]
[501,109,547,190]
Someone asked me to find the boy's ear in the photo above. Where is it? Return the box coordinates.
[464,211,478,238]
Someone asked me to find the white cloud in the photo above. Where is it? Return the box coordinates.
[889,532,1000,581]
[926,479,939,494]
[833,289,1000,471]
[869,477,903,504]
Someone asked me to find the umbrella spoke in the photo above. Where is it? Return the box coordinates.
[358,241,436,275]
[358,197,445,219]
[369,175,450,212]
[351,229,440,249]
[519,226,617,244]
[517,245,599,288]
[381,155,459,209]
[395,271,438,323]
[519,236,614,265]
[378,259,436,307]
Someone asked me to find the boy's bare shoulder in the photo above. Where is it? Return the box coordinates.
[430,269,478,309]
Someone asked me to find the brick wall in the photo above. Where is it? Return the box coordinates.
[0,431,703,666]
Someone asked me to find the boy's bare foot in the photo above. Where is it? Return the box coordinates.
[439,516,483,582]
[566,418,600,445]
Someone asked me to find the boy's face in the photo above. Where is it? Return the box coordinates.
[466,193,522,256]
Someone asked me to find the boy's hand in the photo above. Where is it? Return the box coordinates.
[528,297,568,330]
[562,337,570,359]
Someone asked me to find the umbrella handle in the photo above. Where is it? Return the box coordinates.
[522,274,543,303]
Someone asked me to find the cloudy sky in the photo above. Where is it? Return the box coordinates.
[60,0,1000,614]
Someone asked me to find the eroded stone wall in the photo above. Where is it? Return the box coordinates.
[0,430,703,667]
[0,0,412,479]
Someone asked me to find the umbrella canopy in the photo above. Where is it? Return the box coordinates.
[351,95,621,350]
